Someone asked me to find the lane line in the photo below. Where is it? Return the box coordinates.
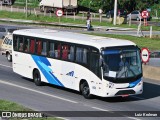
[92,106,109,111]
[127,117,141,120]
[91,106,114,113]
[122,114,141,120]
[0,80,78,104]
[0,64,12,68]
[92,107,141,120]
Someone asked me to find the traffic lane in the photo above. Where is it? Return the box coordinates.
[0,63,160,112]
[0,72,145,120]
[0,79,159,120]
[0,56,12,68]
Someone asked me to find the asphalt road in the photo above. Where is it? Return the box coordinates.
[0,54,160,120]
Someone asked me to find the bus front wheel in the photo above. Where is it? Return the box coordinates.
[81,81,92,99]
[33,70,42,86]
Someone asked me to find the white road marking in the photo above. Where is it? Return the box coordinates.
[57,117,70,120]
[92,107,109,111]
[92,106,114,113]
[0,64,12,68]
[92,107,141,120]
[127,117,141,120]
[0,80,78,104]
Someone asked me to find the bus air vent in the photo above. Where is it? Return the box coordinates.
[115,90,135,95]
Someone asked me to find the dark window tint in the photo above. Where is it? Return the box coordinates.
[30,39,35,53]
[41,41,47,56]
[18,37,24,51]
[35,40,42,55]
[90,50,100,77]
[62,44,75,61]
[76,47,88,64]
[54,43,61,59]
[24,38,30,52]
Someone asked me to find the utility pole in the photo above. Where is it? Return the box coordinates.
[113,0,117,25]
[26,0,28,18]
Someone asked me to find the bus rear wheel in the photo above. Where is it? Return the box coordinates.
[33,70,42,86]
[81,81,92,99]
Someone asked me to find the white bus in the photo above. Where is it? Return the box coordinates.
[12,29,143,98]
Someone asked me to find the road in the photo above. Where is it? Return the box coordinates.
[0,54,160,120]
[0,22,160,38]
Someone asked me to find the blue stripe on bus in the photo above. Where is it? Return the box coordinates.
[128,78,141,88]
[102,50,120,54]
[49,71,64,86]
[31,55,64,87]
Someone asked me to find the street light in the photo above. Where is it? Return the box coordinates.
[113,0,117,25]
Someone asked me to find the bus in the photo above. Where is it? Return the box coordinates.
[12,29,143,98]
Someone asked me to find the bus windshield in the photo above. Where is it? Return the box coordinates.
[102,46,142,80]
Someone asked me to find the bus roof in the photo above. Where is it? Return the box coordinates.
[13,29,136,49]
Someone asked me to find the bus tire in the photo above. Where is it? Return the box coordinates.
[7,53,12,62]
[33,70,42,86]
[81,81,92,99]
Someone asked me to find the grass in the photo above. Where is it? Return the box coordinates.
[0,10,160,31]
[14,0,39,8]
[0,99,31,111]
[0,99,61,120]
[85,33,160,51]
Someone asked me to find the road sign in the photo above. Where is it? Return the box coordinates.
[56,9,63,17]
[141,48,150,63]
[141,10,149,19]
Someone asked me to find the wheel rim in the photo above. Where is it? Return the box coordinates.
[83,86,89,95]
[34,73,40,82]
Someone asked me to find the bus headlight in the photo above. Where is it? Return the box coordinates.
[109,82,114,88]
[138,80,143,86]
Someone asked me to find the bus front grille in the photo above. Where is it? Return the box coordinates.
[115,90,135,95]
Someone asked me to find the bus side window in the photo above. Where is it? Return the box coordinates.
[49,42,55,58]
[62,45,69,60]
[69,46,74,61]
[35,40,42,55]
[55,43,61,59]
[18,37,24,51]
[41,41,47,56]
[30,39,35,53]
[13,36,18,51]
[76,47,88,64]
[24,38,30,52]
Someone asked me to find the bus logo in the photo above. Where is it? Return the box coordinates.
[66,71,74,77]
